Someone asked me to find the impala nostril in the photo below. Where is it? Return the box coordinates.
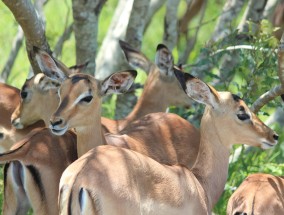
[273,134,279,141]
[50,119,63,127]
[11,118,19,125]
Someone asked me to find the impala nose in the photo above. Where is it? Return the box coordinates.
[11,118,24,129]
[273,134,279,141]
[50,118,63,127]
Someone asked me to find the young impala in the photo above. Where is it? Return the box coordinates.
[0,83,43,152]
[51,70,277,214]
[11,41,192,134]
[227,173,284,215]
[0,57,82,214]
[0,128,77,215]
[4,45,199,214]
[101,40,192,133]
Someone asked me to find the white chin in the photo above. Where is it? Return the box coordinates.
[261,142,274,150]
[50,126,68,136]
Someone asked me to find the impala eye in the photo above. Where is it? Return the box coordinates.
[20,91,28,99]
[237,113,250,121]
[80,95,93,103]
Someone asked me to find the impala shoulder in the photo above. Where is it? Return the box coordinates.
[105,133,130,149]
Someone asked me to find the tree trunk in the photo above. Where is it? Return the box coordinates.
[115,0,150,119]
[144,0,167,32]
[211,0,246,42]
[72,0,106,75]
[238,0,268,33]
[95,0,134,80]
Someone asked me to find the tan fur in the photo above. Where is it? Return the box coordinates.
[7,44,198,215]
[101,64,192,133]
[12,42,192,134]
[0,83,44,152]
[1,128,77,215]
[11,75,60,127]
[51,71,277,214]
[50,73,199,161]
[227,173,284,215]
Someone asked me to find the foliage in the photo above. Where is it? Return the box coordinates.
[169,19,284,214]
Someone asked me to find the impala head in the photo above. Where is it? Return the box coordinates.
[174,70,278,149]
[11,74,60,129]
[119,40,192,107]
[11,47,88,129]
[46,69,137,135]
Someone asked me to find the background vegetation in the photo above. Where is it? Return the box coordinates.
[0,0,284,214]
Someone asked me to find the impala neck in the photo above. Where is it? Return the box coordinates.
[75,105,107,157]
[124,70,168,122]
[191,108,230,210]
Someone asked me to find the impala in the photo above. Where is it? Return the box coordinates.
[101,40,192,133]
[0,83,43,152]
[226,173,284,215]
[47,67,199,161]
[0,84,76,215]
[11,41,192,134]
[5,45,200,214]
[53,70,277,214]
[0,57,85,215]
[0,127,77,215]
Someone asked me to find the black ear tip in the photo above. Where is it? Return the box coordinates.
[173,69,185,82]
[184,72,196,80]
[156,44,168,51]
[173,69,186,91]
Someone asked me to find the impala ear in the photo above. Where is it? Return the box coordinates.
[174,69,219,108]
[100,70,137,96]
[33,46,67,83]
[155,44,174,76]
[119,40,151,74]
[34,73,61,92]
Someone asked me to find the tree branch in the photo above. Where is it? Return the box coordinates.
[144,0,166,32]
[178,0,205,36]
[95,0,134,79]
[125,0,150,49]
[53,24,73,58]
[163,0,180,50]
[238,0,267,34]
[211,0,246,42]
[2,0,51,74]
[0,26,24,82]
[251,31,284,113]
[178,0,207,65]
[251,85,284,113]
[277,32,284,87]
[115,0,150,119]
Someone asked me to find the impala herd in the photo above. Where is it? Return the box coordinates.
[0,41,281,215]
